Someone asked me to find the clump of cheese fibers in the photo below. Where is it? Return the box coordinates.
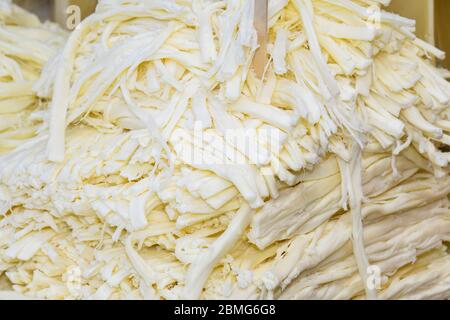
[0,0,449,300]
[0,0,67,154]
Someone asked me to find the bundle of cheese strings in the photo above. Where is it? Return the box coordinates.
[0,0,449,299]
[0,0,66,154]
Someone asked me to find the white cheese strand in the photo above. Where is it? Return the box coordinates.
[339,145,377,300]
[183,202,253,299]
[293,0,340,99]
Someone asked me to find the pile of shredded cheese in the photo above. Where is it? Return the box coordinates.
[0,1,66,154]
[0,0,449,299]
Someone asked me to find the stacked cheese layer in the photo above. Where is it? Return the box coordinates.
[0,0,449,299]
[0,0,66,154]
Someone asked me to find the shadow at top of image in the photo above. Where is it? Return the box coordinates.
[387,0,449,68]
[12,0,97,26]
[434,0,450,69]
[13,0,53,22]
